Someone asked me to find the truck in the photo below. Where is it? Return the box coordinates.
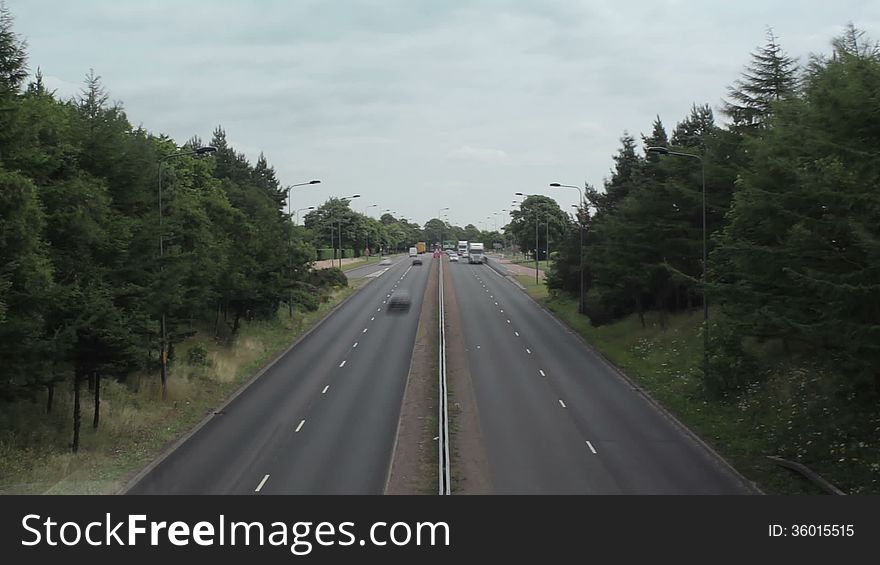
[468,242,485,264]
[416,241,426,254]
[457,240,469,258]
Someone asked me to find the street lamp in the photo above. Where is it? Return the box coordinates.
[157,145,217,400]
[285,179,321,227]
[294,206,315,226]
[282,180,321,319]
[646,146,708,380]
[551,182,586,315]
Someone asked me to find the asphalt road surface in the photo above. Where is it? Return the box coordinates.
[127,255,429,494]
[447,258,754,494]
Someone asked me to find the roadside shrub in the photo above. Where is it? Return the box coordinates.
[309,268,348,289]
[291,289,320,312]
[187,343,210,366]
[704,321,763,400]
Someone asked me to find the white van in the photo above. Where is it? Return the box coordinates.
[409,247,418,257]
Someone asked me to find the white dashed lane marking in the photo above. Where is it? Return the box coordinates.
[558,399,566,408]
[295,420,305,432]
[339,360,346,367]
[586,441,598,454]
[322,385,329,394]
[539,369,545,376]
[255,475,270,493]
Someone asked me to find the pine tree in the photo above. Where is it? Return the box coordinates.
[0,171,53,399]
[713,29,880,390]
[0,1,27,96]
[671,104,716,150]
[603,132,639,210]
[253,152,285,209]
[722,28,798,129]
[641,116,668,161]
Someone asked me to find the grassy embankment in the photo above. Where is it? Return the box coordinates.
[339,256,381,272]
[515,276,879,494]
[0,281,366,495]
[510,259,551,271]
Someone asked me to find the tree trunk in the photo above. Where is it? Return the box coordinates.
[214,299,222,337]
[659,286,669,330]
[46,381,54,414]
[233,312,241,335]
[92,371,100,430]
[636,295,646,328]
[72,366,82,453]
[87,370,95,392]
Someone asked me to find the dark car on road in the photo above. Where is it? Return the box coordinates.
[387,290,411,312]
[412,256,423,265]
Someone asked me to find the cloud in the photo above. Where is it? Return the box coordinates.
[447,145,509,163]
[8,0,880,226]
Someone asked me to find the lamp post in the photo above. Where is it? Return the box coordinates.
[545,218,550,264]
[550,183,586,315]
[283,180,321,319]
[646,146,708,379]
[157,145,217,400]
[294,206,314,226]
[515,193,541,281]
[534,213,539,284]
[286,179,321,220]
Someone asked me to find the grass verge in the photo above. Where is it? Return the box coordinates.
[514,274,549,299]
[340,256,381,272]
[510,259,551,271]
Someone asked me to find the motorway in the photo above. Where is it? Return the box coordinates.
[447,258,753,494]
[128,251,753,495]
[127,255,429,494]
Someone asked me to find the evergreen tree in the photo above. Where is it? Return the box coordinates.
[0,1,27,96]
[713,29,880,390]
[722,28,798,129]
[0,171,53,399]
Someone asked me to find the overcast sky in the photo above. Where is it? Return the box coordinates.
[8,0,880,227]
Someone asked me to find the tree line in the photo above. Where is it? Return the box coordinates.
[0,2,513,451]
[543,25,880,401]
[0,4,346,450]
